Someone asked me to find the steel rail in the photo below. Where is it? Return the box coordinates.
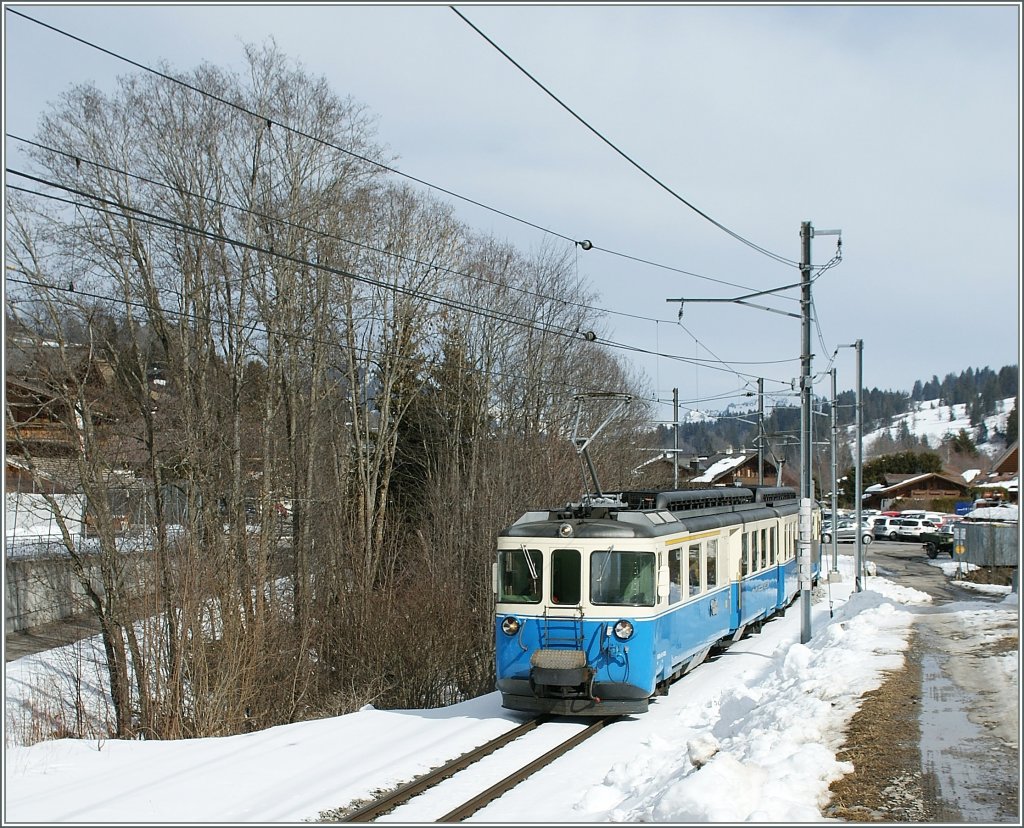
[437,716,619,822]
[342,715,549,822]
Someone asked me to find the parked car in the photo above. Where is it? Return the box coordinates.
[894,518,942,540]
[901,510,945,524]
[873,516,903,540]
[821,520,873,545]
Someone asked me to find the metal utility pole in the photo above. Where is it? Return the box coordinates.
[757,378,764,486]
[830,367,839,576]
[854,339,865,591]
[798,221,841,644]
[827,368,835,573]
[665,220,838,646]
[673,388,680,488]
[798,221,814,644]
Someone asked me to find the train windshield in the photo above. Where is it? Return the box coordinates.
[589,550,656,606]
[551,548,581,605]
[498,546,543,603]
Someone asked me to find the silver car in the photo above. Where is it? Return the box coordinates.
[821,520,873,545]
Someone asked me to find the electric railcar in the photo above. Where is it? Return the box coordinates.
[493,485,821,716]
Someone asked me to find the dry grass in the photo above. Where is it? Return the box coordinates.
[825,630,944,822]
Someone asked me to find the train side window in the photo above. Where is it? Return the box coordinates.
[769,528,777,565]
[590,550,655,606]
[688,544,700,595]
[706,539,718,587]
[668,547,683,604]
[498,548,543,603]
[741,533,749,576]
[760,529,768,569]
[551,548,581,605]
[751,531,760,571]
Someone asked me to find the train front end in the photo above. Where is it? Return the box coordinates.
[493,506,665,716]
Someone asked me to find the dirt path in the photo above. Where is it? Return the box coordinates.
[826,562,1019,823]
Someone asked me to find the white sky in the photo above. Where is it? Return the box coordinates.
[4,555,1018,823]
[2,2,1021,423]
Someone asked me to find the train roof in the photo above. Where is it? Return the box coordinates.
[500,509,685,539]
[498,485,802,539]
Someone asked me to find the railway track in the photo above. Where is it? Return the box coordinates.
[341,714,619,822]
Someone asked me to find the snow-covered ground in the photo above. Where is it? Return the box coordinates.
[4,555,1017,823]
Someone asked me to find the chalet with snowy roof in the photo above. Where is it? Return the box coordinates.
[688,449,797,488]
[629,448,796,489]
[968,439,1019,503]
[630,452,706,486]
[861,471,972,511]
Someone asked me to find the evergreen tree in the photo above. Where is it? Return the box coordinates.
[997,365,1017,398]
[950,429,979,456]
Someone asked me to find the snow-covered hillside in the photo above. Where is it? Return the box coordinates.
[849,396,1016,460]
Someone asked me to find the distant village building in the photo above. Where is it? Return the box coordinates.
[631,448,796,489]
[967,439,1019,504]
[861,472,972,512]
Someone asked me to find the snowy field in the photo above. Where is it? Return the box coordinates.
[3,555,1017,823]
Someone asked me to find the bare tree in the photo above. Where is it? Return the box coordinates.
[7,38,656,733]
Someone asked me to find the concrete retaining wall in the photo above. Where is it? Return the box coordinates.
[5,552,152,635]
[5,555,100,634]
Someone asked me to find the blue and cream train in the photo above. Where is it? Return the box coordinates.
[493,485,821,715]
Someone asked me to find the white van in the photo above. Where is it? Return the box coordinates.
[873,516,903,540]
[894,517,942,539]
[900,510,945,524]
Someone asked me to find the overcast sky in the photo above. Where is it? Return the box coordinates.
[3,2,1021,421]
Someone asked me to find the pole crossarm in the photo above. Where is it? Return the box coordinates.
[666,281,803,320]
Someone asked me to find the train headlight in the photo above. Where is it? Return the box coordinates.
[612,620,634,640]
[558,522,574,538]
[501,616,521,636]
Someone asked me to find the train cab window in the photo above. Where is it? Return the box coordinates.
[741,533,749,576]
[668,547,683,604]
[550,548,581,605]
[590,550,655,606]
[688,544,701,595]
[706,539,718,587]
[498,547,543,603]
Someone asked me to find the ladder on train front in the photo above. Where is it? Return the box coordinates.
[540,607,585,651]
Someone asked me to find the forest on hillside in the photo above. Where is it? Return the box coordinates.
[654,364,1019,466]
